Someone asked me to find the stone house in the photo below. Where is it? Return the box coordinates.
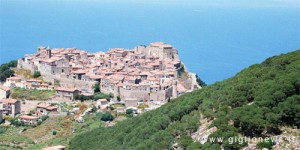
[0,85,10,99]
[36,103,58,116]
[96,99,109,109]
[19,115,39,125]
[4,76,22,87]
[124,98,139,108]
[0,99,21,117]
[55,87,80,100]
[116,107,125,114]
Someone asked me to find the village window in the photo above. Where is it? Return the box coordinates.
[62,69,64,73]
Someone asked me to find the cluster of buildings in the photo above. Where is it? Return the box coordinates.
[0,90,59,125]
[17,42,200,104]
[0,78,58,125]
[4,76,54,90]
[0,97,59,125]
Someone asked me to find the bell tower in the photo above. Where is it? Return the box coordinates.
[46,46,52,59]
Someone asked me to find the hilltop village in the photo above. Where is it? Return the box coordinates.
[0,42,201,122]
[17,42,200,103]
[0,42,200,149]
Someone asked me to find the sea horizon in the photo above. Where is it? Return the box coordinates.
[1,0,299,84]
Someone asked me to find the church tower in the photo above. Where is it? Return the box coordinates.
[46,46,52,59]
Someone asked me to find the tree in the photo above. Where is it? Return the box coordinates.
[33,71,41,78]
[93,83,100,93]
[0,60,16,82]
[196,74,207,87]
[92,105,97,112]
[117,96,121,102]
[101,112,114,122]
[126,109,133,115]
[179,135,193,149]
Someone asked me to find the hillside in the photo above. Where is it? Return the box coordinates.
[69,50,300,150]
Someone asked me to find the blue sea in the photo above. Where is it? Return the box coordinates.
[1,0,300,84]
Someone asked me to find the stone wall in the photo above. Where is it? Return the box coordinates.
[119,88,149,101]
[43,74,96,94]
[150,86,172,102]
[119,86,173,102]
[17,59,35,73]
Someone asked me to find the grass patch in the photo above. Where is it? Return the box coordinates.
[11,87,55,100]
[12,68,43,80]
[0,126,34,146]
[178,65,189,80]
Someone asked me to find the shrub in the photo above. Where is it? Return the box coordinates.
[101,112,114,122]
[33,71,41,78]
[0,60,17,82]
[3,115,12,121]
[257,140,275,149]
[41,115,49,121]
[92,105,97,112]
[93,83,100,93]
[126,109,133,115]
[52,130,57,135]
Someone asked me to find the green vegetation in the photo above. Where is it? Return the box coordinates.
[0,126,34,149]
[0,60,17,82]
[101,112,114,122]
[69,50,300,149]
[33,71,41,78]
[76,92,112,101]
[196,74,207,87]
[10,115,49,127]
[11,87,55,100]
[178,65,189,80]
[126,109,133,115]
[257,140,275,149]
[93,83,100,93]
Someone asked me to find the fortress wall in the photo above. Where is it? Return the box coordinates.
[119,86,172,102]
[150,87,172,102]
[43,74,96,94]
[18,59,35,73]
[119,88,149,101]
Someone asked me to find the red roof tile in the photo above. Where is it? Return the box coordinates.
[0,98,17,104]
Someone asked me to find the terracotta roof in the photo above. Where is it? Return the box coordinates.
[27,79,42,82]
[88,75,103,79]
[56,87,78,92]
[0,85,10,91]
[43,59,56,63]
[37,103,51,109]
[82,92,93,96]
[71,69,87,74]
[46,106,58,111]
[19,115,39,120]
[7,76,21,80]
[0,98,17,104]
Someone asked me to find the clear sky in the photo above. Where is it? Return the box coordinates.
[51,0,300,8]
